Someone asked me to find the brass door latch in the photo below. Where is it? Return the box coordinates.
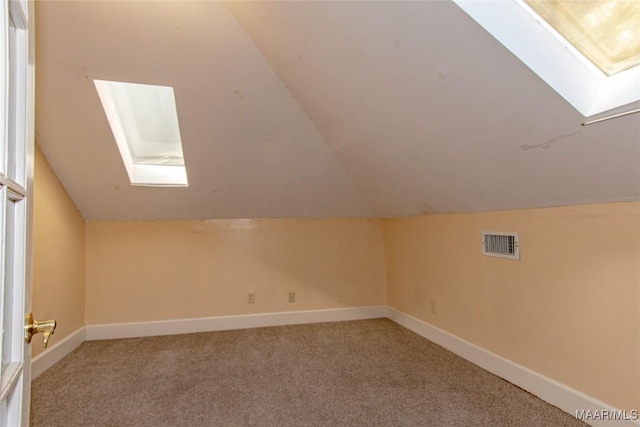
[25,313,57,348]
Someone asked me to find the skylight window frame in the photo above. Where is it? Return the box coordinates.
[94,79,189,187]
[453,0,640,117]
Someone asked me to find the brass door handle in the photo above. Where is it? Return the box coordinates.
[25,312,57,348]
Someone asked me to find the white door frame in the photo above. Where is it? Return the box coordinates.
[0,0,35,425]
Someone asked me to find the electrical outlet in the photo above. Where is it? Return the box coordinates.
[247,292,255,304]
[288,292,295,303]
[430,301,437,315]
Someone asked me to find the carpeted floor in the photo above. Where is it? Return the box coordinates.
[31,319,586,427]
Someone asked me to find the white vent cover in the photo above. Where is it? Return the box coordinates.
[482,232,520,260]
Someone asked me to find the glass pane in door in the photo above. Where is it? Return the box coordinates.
[0,190,26,427]
[1,188,12,373]
[6,3,27,186]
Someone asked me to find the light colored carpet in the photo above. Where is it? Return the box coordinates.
[31,319,586,426]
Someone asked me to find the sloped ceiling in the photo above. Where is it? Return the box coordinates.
[35,1,640,221]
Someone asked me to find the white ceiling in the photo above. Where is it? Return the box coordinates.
[35,1,640,221]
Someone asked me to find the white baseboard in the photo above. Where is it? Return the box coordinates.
[31,326,86,380]
[85,305,388,341]
[387,307,639,427]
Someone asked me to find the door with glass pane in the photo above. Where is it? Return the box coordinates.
[1,0,35,425]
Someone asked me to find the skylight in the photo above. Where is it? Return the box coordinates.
[524,1,640,76]
[453,0,640,117]
[94,80,188,186]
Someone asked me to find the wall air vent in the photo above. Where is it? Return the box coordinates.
[482,232,520,260]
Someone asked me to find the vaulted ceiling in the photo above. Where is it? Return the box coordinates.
[35,1,640,221]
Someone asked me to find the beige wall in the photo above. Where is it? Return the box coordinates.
[33,146,86,358]
[383,202,640,412]
[34,148,640,413]
[85,218,386,324]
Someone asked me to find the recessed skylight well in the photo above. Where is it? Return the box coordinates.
[454,0,640,117]
[94,80,188,186]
